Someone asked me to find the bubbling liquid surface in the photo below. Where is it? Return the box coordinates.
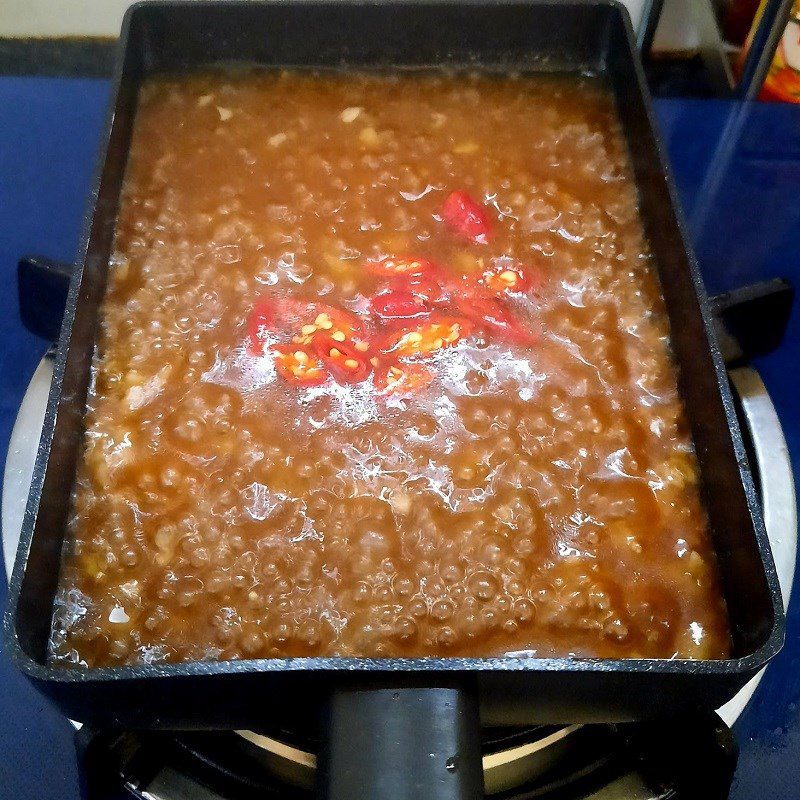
[49,71,730,666]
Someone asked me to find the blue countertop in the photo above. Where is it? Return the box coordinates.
[0,78,798,800]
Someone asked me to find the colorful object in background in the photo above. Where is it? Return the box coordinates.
[740,0,800,101]
[722,0,763,46]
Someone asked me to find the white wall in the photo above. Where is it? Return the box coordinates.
[653,0,701,51]
[1,0,135,36]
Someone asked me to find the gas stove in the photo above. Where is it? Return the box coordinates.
[2,259,795,799]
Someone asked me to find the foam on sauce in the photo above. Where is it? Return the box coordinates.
[49,70,730,666]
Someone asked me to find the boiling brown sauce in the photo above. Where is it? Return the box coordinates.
[50,70,730,666]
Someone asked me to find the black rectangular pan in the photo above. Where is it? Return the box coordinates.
[2,2,785,796]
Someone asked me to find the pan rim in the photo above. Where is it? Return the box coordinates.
[1,610,784,683]
[1,0,786,693]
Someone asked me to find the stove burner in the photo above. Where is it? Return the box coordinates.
[236,723,588,795]
[77,714,738,800]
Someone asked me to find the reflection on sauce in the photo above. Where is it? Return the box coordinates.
[49,71,730,667]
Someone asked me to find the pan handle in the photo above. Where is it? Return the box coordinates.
[318,684,484,800]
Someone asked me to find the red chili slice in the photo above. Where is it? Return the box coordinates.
[294,305,369,344]
[395,272,452,305]
[481,263,545,295]
[374,362,434,394]
[441,191,492,244]
[313,335,373,383]
[370,288,433,323]
[248,297,317,355]
[364,255,436,278]
[248,297,369,355]
[454,291,537,346]
[272,344,328,386]
[381,315,472,358]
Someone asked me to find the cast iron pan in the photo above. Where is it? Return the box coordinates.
[3,4,785,799]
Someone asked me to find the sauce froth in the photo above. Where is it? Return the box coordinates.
[50,71,730,666]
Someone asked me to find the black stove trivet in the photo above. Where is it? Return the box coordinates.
[73,713,737,800]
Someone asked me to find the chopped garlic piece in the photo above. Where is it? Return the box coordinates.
[388,490,412,516]
[359,127,380,148]
[340,106,362,123]
[217,106,233,121]
[124,365,172,411]
[109,605,129,624]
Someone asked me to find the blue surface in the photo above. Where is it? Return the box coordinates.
[0,79,798,800]
[655,99,800,800]
[0,77,110,800]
